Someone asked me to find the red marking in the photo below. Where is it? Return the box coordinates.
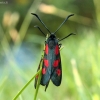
[56,69,61,76]
[55,45,59,55]
[53,60,58,67]
[44,59,49,67]
[42,68,46,74]
[53,59,60,67]
[45,44,49,54]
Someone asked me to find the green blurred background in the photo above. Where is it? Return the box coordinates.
[0,0,100,100]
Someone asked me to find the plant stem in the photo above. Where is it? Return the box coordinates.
[13,69,41,100]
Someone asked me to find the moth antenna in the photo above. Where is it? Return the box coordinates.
[54,14,74,34]
[58,33,76,42]
[31,13,51,34]
[34,25,46,36]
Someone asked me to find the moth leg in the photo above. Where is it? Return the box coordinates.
[34,75,39,89]
[45,80,50,91]
[59,43,62,49]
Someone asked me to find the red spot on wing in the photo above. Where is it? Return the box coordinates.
[53,59,60,67]
[55,45,59,55]
[42,68,46,74]
[44,59,49,67]
[45,44,49,54]
[56,69,61,76]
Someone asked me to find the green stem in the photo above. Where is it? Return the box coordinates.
[34,70,42,100]
[13,69,41,100]
[34,57,43,100]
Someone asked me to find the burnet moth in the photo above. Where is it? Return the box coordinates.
[31,13,75,91]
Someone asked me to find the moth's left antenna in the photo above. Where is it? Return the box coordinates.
[31,13,51,34]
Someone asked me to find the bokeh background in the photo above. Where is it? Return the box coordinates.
[0,0,100,100]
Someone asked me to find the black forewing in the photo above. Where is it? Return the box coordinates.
[40,56,51,85]
[50,43,62,86]
[40,43,51,86]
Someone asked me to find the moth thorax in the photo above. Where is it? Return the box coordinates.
[48,40,55,49]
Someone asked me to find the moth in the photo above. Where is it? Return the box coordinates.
[31,13,75,91]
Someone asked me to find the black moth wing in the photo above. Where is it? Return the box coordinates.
[40,42,51,86]
[50,42,62,86]
[40,34,62,86]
